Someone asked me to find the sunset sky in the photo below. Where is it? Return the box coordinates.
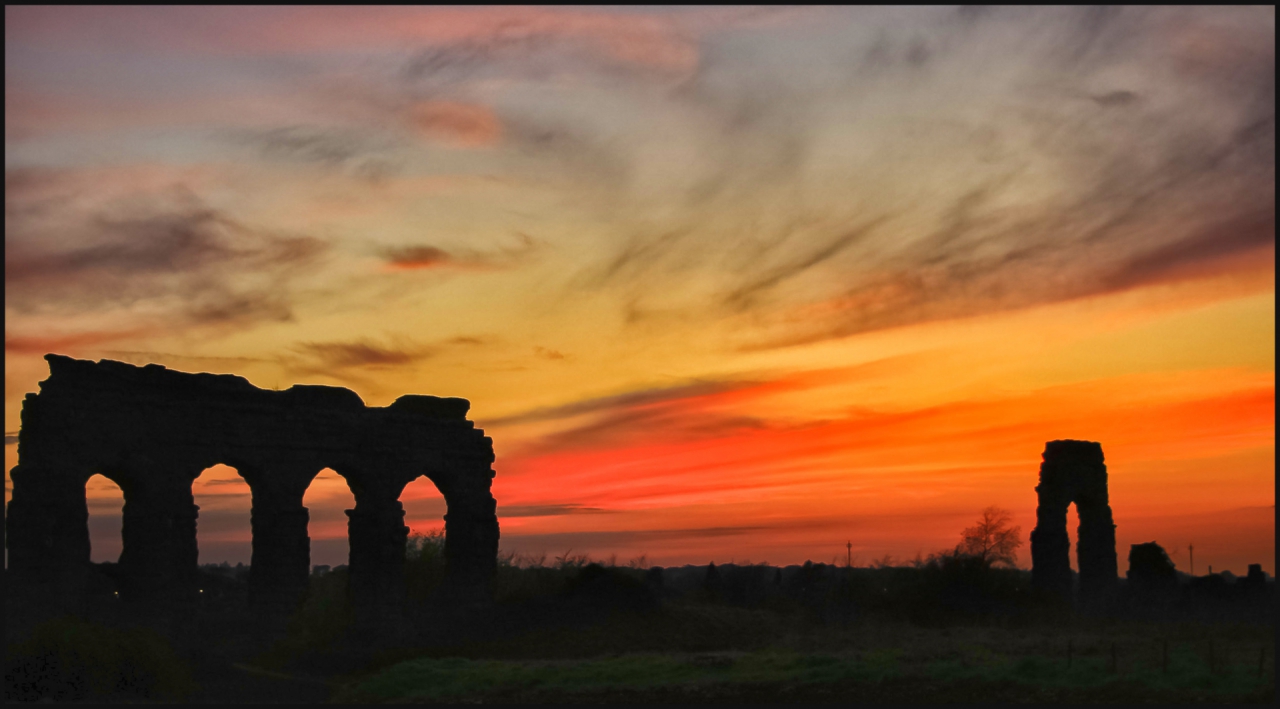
[5,6,1274,574]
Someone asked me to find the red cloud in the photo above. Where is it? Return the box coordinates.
[494,370,1275,516]
[408,101,502,148]
[5,328,154,354]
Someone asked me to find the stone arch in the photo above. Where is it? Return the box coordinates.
[191,464,253,570]
[85,473,126,563]
[1030,440,1118,603]
[302,467,357,568]
[6,354,499,626]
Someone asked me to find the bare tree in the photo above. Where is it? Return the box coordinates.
[871,553,896,569]
[958,506,1023,568]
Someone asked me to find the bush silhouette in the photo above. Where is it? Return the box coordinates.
[563,563,657,615]
[405,529,448,602]
[5,616,196,702]
[1127,542,1177,589]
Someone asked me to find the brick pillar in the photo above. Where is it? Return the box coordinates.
[440,456,499,605]
[442,490,499,602]
[346,498,409,626]
[1075,446,1118,605]
[1031,442,1075,600]
[118,479,199,625]
[4,464,92,618]
[248,498,311,618]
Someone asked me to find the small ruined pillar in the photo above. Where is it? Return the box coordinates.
[118,477,200,621]
[346,498,410,625]
[248,486,312,618]
[1030,440,1118,604]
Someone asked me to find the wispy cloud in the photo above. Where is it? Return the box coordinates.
[533,346,567,361]
[283,333,497,386]
[499,504,609,518]
[5,328,157,355]
[485,379,756,427]
[99,350,275,367]
[291,338,436,369]
[487,356,922,430]
[501,525,771,549]
[549,6,1276,346]
[5,170,329,329]
[379,232,540,271]
[234,125,403,179]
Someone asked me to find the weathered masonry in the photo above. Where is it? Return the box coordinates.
[1030,439,1118,603]
[6,354,499,623]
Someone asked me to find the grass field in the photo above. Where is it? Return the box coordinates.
[336,639,1273,703]
[330,611,1275,703]
[8,549,1274,703]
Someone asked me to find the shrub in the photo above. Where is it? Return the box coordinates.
[5,616,196,702]
[405,529,448,602]
[563,563,658,615]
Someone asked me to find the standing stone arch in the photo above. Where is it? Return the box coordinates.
[1029,439,1119,603]
[5,354,499,627]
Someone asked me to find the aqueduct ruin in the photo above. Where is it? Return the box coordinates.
[1029,439,1118,602]
[6,354,499,624]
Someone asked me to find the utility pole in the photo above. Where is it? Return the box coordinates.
[847,541,852,568]
[1189,544,1194,576]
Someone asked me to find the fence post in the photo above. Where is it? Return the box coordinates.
[1162,639,1168,674]
[1110,641,1117,674]
[1067,639,1072,670]
[1259,648,1265,679]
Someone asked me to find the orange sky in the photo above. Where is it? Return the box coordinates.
[6,6,1275,575]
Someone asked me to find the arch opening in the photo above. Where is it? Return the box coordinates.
[192,464,253,610]
[402,475,448,605]
[192,464,253,567]
[86,473,126,564]
[84,473,126,615]
[1068,502,1079,572]
[402,474,447,538]
[303,468,357,572]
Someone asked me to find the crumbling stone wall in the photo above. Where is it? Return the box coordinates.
[1029,440,1118,603]
[6,354,498,625]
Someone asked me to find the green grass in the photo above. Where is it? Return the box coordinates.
[336,631,1275,703]
[335,651,901,702]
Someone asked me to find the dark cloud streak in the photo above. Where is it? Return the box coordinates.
[485,379,755,427]
[498,504,609,518]
[5,178,330,330]
[291,339,436,369]
[236,125,403,179]
[379,232,541,271]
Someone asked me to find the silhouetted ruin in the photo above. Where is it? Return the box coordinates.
[1243,563,1267,589]
[1029,440,1118,603]
[6,354,498,628]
